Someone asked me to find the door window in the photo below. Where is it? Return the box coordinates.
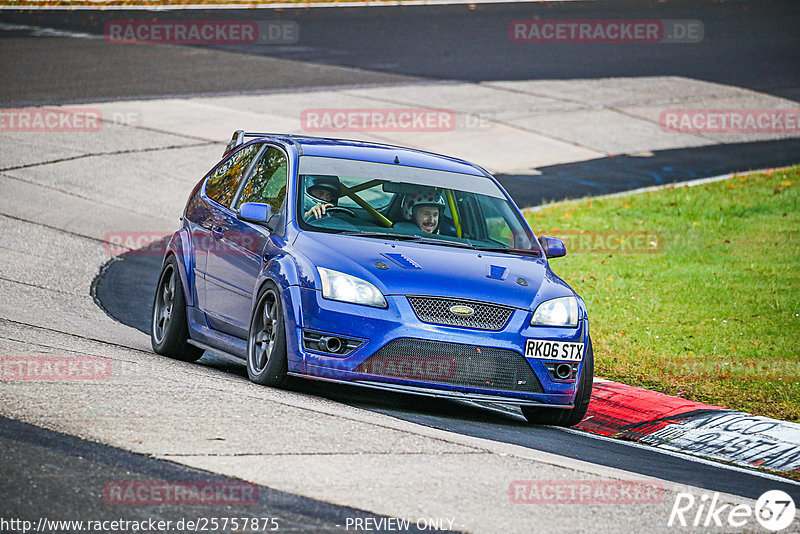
[205,143,262,208]
[235,146,288,213]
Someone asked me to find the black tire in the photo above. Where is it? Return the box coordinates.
[247,282,289,387]
[522,337,594,427]
[151,256,204,362]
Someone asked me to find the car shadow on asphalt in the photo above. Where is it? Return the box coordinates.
[197,350,526,428]
[92,239,800,503]
[92,239,529,427]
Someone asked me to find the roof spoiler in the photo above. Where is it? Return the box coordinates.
[223,130,245,157]
[223,130,287,157]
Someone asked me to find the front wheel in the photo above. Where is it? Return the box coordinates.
[247,283,289,387]
[522,337,594,427]
[151,256,204,362]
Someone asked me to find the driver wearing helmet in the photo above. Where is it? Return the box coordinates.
[303,175,341,220]
[402,189,445,234]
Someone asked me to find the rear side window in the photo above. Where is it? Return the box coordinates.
[236,146,288,213]
[205,143,261,208]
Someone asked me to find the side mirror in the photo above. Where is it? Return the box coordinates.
[238,202,275,230]
[538,236,566,259]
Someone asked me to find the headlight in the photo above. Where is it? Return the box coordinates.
[531,296,578,327]
[317,267,387,308]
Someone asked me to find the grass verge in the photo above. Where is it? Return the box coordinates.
[524,166,800,422]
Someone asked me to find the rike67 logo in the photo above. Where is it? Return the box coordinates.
[669,490,796,531]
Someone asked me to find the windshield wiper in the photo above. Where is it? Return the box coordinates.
[471,245,541,256]
[341,231,535,254]
[341,231,422,241]
[407,236,478,249]
[342,232,478,250]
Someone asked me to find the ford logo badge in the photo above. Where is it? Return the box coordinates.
[449,305,475,316]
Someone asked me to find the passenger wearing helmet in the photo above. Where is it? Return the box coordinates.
[402,189,445,234]
[303,175,341,219]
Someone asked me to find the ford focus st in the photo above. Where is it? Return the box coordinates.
[151,131,593,426]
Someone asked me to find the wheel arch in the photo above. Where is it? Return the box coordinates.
[165,229,196,307]
[253,254,304,372]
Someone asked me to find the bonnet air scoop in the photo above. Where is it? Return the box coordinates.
[381,253,421,270]
[486,265,508,280]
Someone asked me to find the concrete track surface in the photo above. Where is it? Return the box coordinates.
[1,87,798,534]
[1,1,800,532]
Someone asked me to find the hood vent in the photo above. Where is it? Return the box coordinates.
[382,253,421,270]
[486,265,508,280]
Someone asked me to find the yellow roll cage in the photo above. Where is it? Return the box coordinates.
[337,180,463,237]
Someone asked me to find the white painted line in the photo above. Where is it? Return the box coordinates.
[0,22,101,39]
[593,166,792,200]
[557,425,800,487]
[465,399,800,485]
[0,0,579,10]
[524,166,793,213]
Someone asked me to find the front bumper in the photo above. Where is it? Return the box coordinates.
[292,287,588,407]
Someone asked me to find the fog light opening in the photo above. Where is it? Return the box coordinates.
[319,336,343,354]
[555,363,573,380]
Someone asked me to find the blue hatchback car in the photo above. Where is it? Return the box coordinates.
[151,131,593,426]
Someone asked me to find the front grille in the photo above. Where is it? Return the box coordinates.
[407,296,514,331]
[354,338,543,394]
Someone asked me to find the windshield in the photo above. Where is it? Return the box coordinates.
[296,156,538,253]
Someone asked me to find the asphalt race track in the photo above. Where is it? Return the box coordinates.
[93,248,800,503]
[2,1,799,206]
[1,416,430,533]
[2,1,800,532]
[2,1,799,102]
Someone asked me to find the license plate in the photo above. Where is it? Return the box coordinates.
[525,339,584,361]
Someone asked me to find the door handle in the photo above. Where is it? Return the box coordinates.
[211,227,224,239]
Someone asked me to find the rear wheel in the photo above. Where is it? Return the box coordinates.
[522,337,594,427]
[247,283,289,387]
[151,256,204,362]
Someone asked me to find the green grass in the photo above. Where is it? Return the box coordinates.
[524,166,800,421]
